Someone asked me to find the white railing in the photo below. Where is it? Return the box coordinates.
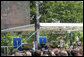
[1,46,13,56]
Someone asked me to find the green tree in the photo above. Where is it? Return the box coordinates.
[30,1,83,23]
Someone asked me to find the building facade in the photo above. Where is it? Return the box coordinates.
[1,1,30,29]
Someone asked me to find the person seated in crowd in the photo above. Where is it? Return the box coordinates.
[41,42,48,52]
[32,50,41,56]
[66,49,72,56]
[60,50,68,56]
[54,48,60,56]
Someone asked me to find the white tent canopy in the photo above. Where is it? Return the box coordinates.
[1,24,35,32]
[40,23,83,32]
[40,23,83,27]
[1,23,83,32]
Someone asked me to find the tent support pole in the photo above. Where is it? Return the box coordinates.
[35,1,39,51]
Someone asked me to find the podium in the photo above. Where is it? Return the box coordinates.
[13,38,22,51]
[39,36,46,46]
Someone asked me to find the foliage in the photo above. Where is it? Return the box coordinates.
[30,1,83,23]
[1,32,35,46]
[72,31,83,45]
[1,31,83,54]
[30,1,36,24]
[39,31,83,48]
[49,41,59,48]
